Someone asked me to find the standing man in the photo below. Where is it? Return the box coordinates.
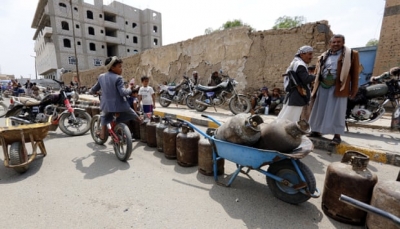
[277,45,315,122]
[207,71,222,86]
[308,34,360,145]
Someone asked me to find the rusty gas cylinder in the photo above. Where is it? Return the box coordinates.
[163,121,179,159]
[198,138,224,176]
[146,115,159,147]
[322,151,378,225]
[366,180,400,229]
[140,119,148,143]
[176,125,200,167]
[156,118,168,152]
[132,116,141,139]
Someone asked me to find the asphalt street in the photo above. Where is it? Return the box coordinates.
[0,115,399,228]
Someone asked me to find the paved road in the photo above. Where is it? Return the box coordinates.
[0,120,398,228]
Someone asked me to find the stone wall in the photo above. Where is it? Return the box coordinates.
[62,21,332,94]
[373,0,400,75]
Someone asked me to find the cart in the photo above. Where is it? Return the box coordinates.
[0,117,51,173]
[177,115,321,204]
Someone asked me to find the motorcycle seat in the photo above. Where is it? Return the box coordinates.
[17,97,41,106]
[196,84,221,92]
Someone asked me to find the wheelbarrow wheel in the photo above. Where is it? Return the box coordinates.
[9,142,29,174]
[267,159,316,204]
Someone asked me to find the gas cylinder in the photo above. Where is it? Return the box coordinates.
[163,121,179,159]
[256,119,310,153]
[366,180,400,229]
[176,125,200,167]
[322,151,378,225]
[198,138,224,176]
[140,119,148,143]
[146,115,159,147]
[132,117,141,139]
[156,118,168,152]
[214,113,263,146]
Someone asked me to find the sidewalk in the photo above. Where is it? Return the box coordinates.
[78,94,400,167]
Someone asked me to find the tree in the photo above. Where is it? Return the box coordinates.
[366,38,379,46]
[272,16,306,29]
[204,19,254,35]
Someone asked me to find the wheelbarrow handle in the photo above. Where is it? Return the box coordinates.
[176,118,212,139]
[200,114,222,126]
[339,194,400,226]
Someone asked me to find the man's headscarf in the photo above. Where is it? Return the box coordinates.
[295,46,313,56]
[106,56,118,70]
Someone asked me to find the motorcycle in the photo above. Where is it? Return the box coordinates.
[159,76,196,109]
[187,73,251,115]
[346,78,400,128]
[5,79,91,136]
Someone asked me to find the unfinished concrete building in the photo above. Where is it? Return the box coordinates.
[31,0,162,79]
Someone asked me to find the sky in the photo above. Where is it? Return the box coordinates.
[0,0,386,79]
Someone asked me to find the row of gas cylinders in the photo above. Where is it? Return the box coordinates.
[322,151,400,228]
[132,115,224,175]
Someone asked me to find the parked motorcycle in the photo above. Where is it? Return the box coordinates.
[159,76,196,109]
[187,73,251,115]
[346,78,400,128]
[5,79,91,136]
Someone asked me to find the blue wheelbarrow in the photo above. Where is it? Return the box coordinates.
[178,114,321,204]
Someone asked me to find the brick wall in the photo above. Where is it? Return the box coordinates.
[373,0,400,75]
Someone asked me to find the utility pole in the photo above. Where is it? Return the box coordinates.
[70,0,80,86]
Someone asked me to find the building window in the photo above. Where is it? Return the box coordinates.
[99,14,103,18]
[94,59,102,66]
[77,41,81,45]
[88,27,95,35]
[63,39,71,48]
[133,50,138,54]
[87,10,93,19]
[59,3,67,8]
[100,30,104,34]
[133,36,138,44]
[127,49,130,52]
[126,35,129,39]
[68,56,76,65]
[61,21,69,30]
[74,7,78,11]
[101,45,105,49]
[132,23,137,28]
[76,24,80,29]
[153,26,158,33]
[126,21,128,25]
[154,38,158,46]
[89,43,96,51]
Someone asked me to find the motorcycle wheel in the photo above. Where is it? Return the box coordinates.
[195,94,208,112]
[186,94,196,109]
[229,95,251,115]
[58,110,91,136]
[9,142,29,174]
[267,159,316,204]
[113,123,132,162]
[159,92,171,107]
[90,115,108,145]
[0,102,8,117]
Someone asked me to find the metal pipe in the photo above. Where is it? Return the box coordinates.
[339,194,400,226]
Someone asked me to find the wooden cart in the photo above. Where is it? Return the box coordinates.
[0,117,51,173]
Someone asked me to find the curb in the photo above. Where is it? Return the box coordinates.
[154,109,400,167]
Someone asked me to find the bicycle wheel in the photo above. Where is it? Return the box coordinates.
[113,123,132,161]
[90,115,108,145]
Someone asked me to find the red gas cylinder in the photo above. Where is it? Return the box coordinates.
[176,125,200,167]
[322,151,378,225]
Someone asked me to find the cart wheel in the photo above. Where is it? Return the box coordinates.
[266,159,316,204]
[9,142,29,174]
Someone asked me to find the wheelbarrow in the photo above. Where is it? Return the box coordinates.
[177,114,320,204]
[0,116,51,173]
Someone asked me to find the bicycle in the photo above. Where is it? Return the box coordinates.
[90,113,133,161]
